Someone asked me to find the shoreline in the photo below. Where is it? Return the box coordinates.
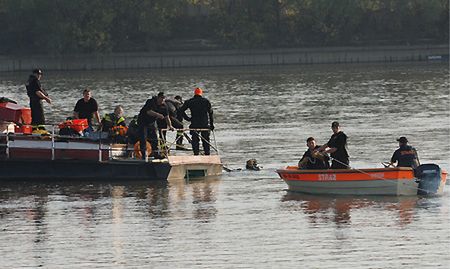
[0,44,448,72]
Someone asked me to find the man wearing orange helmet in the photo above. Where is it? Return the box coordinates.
[179,87,214,155]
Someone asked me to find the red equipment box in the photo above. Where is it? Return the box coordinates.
[14,125,33,134]
[0,102,32,124]
[58,119,88,132]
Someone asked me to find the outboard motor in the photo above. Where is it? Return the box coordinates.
[415,164,442,195]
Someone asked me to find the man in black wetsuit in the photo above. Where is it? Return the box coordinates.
[137,92,173,159]
[179,88,214,155]
[317,121,349,169]
[298,137,330,169]
[389,137,420,168]
[25,69,52,125]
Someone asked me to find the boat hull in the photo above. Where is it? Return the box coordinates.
[0,133,223,182]
[0,159,171,181]
[167,155,223,180]
[276,167,447,196]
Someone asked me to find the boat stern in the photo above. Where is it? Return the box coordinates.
[167,155,223,180]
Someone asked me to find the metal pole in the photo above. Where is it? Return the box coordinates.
[5,132,9,159]
[51,125,55,160]
[212,130,219,155]
[98,134,102,162]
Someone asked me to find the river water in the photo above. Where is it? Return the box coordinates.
[0,63,449,268]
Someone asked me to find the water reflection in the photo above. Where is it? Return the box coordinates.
[281,192,421,227]
[169,177,220,222]
[0,177,221,229]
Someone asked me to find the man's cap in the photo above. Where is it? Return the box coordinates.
[331,121,339,128]
[397,136,408,143]
[157,92,165,98]
[194,87,203,96]
[33,69,43,75]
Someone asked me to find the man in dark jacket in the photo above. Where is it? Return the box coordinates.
[389,137,420,168]
[73,88,101,131]
[317,121,350,169]
[298,137,330,169]
[25,69,52,125]
[165,95,185,149]
[179,88,214,155]
[137,92,173,159]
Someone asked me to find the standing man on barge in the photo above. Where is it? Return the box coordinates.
[179,87,214,155]
[73,88,101,132]
[25,69,52,125]
[137,92,173,159]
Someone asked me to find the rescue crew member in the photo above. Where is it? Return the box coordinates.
[317,121,349,169]
[101,105,127,143]
[137,92,173,159]
[298,137,330,169]
[73,88,101,131]
[25,69,52,125]
[101,105,126,131]
[179,87,214,155]
[157,96,183,141]
[389,136,420,168]
[126,115,139,144]
[165,95,185,149]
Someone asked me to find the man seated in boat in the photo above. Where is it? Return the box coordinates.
[388,136,420,169]
[298,137,330,169]
[101,105,127,143]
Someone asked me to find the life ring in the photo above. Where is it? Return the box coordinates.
[134,141,152,159]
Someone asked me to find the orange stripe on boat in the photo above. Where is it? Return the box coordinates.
[277,167,416,182]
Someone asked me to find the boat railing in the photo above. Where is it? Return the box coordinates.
[0,123,219,162]
[159,128,220,157]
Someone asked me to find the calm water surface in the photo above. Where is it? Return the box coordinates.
[0,63,449,268]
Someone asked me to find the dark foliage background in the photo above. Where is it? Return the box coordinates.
[0,0,448,55]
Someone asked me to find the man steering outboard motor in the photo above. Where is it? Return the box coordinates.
[415,164,442,195]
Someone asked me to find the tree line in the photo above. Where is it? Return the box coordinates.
[0,0,448,55]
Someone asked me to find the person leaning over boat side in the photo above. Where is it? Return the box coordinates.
[25,69,52,125]
[316,121,349,169]
[298,137,330,169]
[137,92,173,159]
[101,105,127,143]
[171,95,186,149]
[73,88,101,132]
[179,87,214,155]
[157,96,183,142]
[388,136,420,169]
